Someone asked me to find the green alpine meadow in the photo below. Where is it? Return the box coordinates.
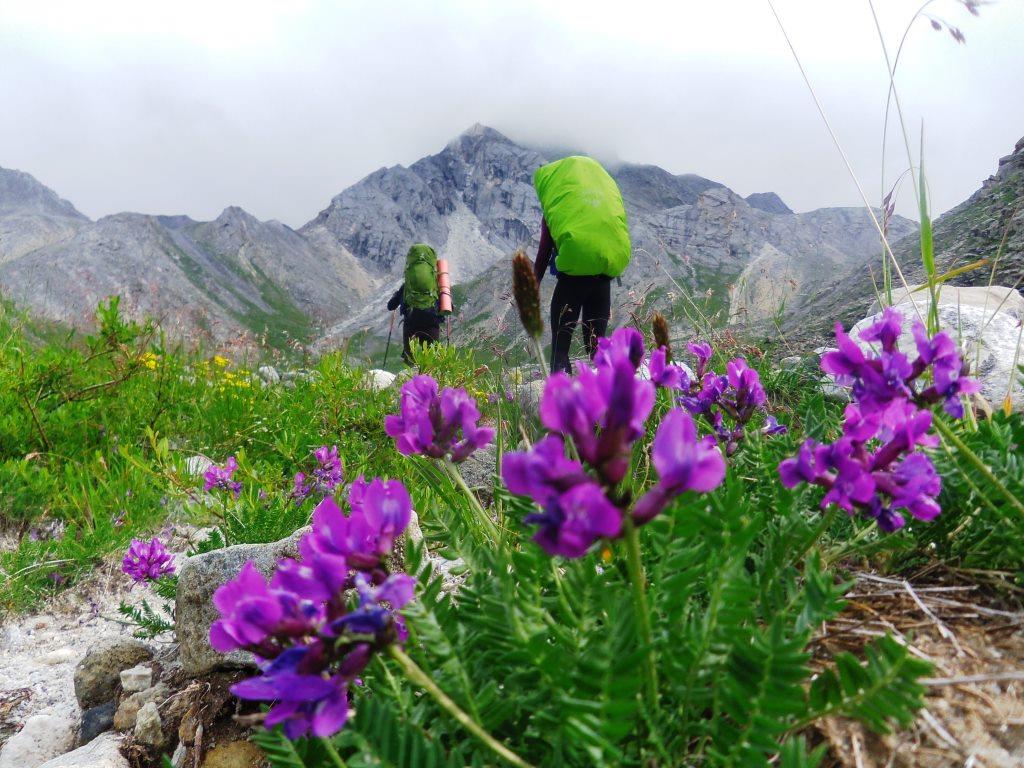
[1,2,1022,767]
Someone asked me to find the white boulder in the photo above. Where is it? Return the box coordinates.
[365,369,397,392]
[36,733,127,768]
[0,713,77,768]
[846,285,1024,412]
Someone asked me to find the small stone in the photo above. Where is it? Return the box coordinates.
[79,701,116,745]
[364,368,396,392]
[42,648,76,666]
[74,638,153,709]
[200,741,265,768]
[36,733,128,768]
[185,456,214,478]
[0,713,77,768]
[119,665,152,693]
[133,702,162,747]
[257,365,280,385]
[170,743,187,768]
[113,684,169,732]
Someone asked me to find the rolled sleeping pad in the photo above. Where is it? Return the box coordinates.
[437,259,452,315]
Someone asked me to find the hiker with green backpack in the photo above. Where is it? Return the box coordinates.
[532,155,631,374]
[387,244,443,364]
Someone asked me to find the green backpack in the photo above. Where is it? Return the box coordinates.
[403,244,439,311]
[533,156,631,278]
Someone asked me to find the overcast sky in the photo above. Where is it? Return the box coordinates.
[1,0,1021,226]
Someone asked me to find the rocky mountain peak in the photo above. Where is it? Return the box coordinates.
[745,192,793,215]
[0,167,88,220]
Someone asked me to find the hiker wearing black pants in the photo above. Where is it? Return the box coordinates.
[387,284,441,365]
[531,156,631,374]
[534,218,612,374]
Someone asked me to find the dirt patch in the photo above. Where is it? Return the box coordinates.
[813,568,1024,767]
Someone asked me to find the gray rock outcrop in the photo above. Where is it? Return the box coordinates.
[36,733,127,768]
[73,639,153,710]
[174,531,304,676]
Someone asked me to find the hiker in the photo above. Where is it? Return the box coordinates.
[532,155,632,374]
[387,244,442,365]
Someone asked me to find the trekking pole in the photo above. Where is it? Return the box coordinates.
[383,309,396,367]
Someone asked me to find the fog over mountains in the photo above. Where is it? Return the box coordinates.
[0,124,921,349]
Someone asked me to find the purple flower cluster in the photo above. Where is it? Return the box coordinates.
[502,328,726,558]
[385,376,495,463]
[122,537,175,582]
[210,476,415,739]
[673,342,783,455]
[292,445,344,502]
[204,457,242,498]
[780,310,977,532]
[821,308,979,419]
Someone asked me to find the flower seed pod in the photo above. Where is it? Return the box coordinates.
[652,312,672,362]
[512,250,543,340]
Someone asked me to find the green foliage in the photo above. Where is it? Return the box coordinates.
[117,597,175,639]
[908,414,1024,574]
[7,295,1018,766]
[116,574,177,639]
[252,728,332,768]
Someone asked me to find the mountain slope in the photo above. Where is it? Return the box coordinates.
[3,125,925,350]
[0,167,89,264]
[783,133,1024,347]
[0,189,373,346]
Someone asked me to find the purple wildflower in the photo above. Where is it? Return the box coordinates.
[204,457,242,497]
[594,327,646,371]
[688,341,713,379]
[208,562,323,656]
[540,353,655,485]
[501,435,591,505]
[122,537,175,582]
[384,376,495,462]
[648,347,688,390]
[311,446,343,492]
[762,415,788,436]
[633,410,727,524]
[302,477,412,571]
[778,408,943,532]
[523,482,623,558]
[231,647,350,739]
[211,475,417,741]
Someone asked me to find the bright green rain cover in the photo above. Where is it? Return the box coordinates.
[533,155,631,278]
[403,244,439,310]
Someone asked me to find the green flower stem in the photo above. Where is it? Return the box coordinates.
[442,458,502,544]
[528,335,549,380]
[622,518,659,713]
[322,739,349,768]
[932,416,1024,525]
[388,646,535,768]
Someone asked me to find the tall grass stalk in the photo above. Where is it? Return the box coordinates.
[387,646,535,768]
[764,0,926,328]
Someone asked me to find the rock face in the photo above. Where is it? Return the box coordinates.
[745,192,793,215]
[175,532,304,676]
[846,285,1024,411]
[2,125,916,351]
[789,134,1024,349]
[73,639,153,710]
[36,733,127,768]
[0,713,77,768]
